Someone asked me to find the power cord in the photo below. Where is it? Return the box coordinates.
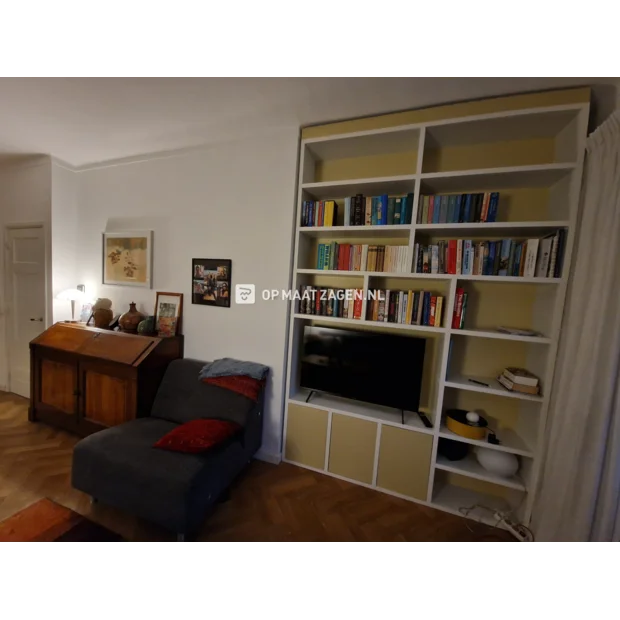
[459,503,534,541]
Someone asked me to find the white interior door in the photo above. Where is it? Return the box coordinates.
[6,226,47,398]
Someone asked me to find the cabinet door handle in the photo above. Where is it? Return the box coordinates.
[73,389,81,396]
[30,318,44,322]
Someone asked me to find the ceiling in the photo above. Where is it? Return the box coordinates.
[0,78,617,168]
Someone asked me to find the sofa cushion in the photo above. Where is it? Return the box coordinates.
[153,418,241,453]
[150,358,256,426]
[72,417,247,533]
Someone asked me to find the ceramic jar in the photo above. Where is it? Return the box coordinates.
[475,447,519,478]
[118,302,144,333]
[92,297,113,329]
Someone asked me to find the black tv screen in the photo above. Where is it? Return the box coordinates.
[300,326,426,412]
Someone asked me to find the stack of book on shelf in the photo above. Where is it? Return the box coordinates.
[414,229,566,278]
[367,290,444,327]
[417,192,499,224]
[316,243,409,273]
[301,194,414,227]
[344,193,414,226]
[451,288,468,329]
[497,367,541,395]
[298,286,363,319]
[301,200,338,227]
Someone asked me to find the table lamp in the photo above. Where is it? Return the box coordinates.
[57,287,86,323]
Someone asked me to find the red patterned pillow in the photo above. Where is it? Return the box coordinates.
[153,419,241,454]
[202,375,265,402]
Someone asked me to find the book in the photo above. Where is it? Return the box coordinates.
[535,234,553,277]
[459,292,468,328]
[473,193,483,222]
[404,193,414,224]
[435,296,443,328]
[432,196,441,224]
[448,195,457,223]
[498,239,512,276]
[344,197,351,227]
[387,197,395,225]
[481,192,490,222]
[394,197,402,224]
[554,228,567,278]
[523,239,539,278]
[487,192,499,222]
[364,197,372,226]
[455,194,463,223]
[431,245,439,274]
[439,195,449,224]
[503,367,539,386]
[452,288,464,328]
[456,239,463,275]
[498,374,540,395]
[422,196,429,224]
[428,196,435,224]
[463,194,473,222]
[447,240,457,274]
[462,240,473,275]
[496,326,541,337]
[429,296,437,327]
[379,195,388,225]
[548,230,560,278]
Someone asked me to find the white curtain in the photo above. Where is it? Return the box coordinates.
[534,111,620,542]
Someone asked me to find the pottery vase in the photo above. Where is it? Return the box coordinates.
[118,302,144,333]
[475,447,519,478]
[93,307,113,329]
[137,316,155,335]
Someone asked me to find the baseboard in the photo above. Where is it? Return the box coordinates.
[254,449,282,465]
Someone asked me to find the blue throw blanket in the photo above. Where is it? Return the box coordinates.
[198,358,269,381]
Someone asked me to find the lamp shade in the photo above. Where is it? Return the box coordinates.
[57,288,86,301]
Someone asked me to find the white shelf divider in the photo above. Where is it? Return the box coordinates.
[435,453,527,491]
[289,389,434,436]
[444,373,544,402]
[293,313,446,333]
[450,327,551,344]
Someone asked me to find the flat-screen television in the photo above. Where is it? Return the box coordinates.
[300,325,426,412]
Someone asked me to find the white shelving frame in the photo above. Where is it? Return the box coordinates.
[282,101,590,528]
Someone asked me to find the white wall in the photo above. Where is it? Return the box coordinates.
[51,161,79,322]
[75,128,299,459]
[0,156,52,391]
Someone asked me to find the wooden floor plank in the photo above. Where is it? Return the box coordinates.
[0,391,513,541]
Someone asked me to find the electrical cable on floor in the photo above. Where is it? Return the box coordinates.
[458,503,535,541]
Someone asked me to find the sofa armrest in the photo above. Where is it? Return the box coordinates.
[241,389,265,456]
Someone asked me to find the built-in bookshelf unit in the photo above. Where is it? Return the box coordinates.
[283,89,590,530]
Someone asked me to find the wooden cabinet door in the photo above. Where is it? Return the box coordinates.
[78,360,137,433]
[32,350,80,432]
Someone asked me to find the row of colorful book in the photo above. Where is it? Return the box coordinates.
[300,194,414,227]
[367,290,444,327]
[297,286,363,319]
[316,243,409,273]
[413,229,566,277]
[417,192,499,224]
[301,199,338,227]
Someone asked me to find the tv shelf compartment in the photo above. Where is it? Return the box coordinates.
[284,91,589,531]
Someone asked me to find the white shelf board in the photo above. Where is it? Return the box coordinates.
[304,126,420,160]
[424,107,579,147]
[301,175,417,199]
[450,327,551,344]
[293,313,446,334]
[445,374,544,402]
[289,389,434,435]
[415,221,569,237]
[457,274,561,284]
[435,453,527,491]
[438,422,534,457]
[410,272,561,284]
[298,269,418,279]
[298,225,411,239]
[420,163,575,193]
[432,483,519,525]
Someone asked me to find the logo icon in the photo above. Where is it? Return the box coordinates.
[235,284,256,305]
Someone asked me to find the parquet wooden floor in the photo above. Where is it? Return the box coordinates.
[0,391,513,541]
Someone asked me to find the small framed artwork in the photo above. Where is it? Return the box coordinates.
[154,292,183,337]
[103,230,153,288]
[192,259,232,308]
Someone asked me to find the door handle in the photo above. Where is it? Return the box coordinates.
[30,318,44,322]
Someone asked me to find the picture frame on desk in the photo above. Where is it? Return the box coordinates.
[192,258,232,308]
[154,292,183,337]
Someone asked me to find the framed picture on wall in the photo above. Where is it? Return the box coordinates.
[102,231,153,288]
[192,258,231,308]
[154,292,183,336]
